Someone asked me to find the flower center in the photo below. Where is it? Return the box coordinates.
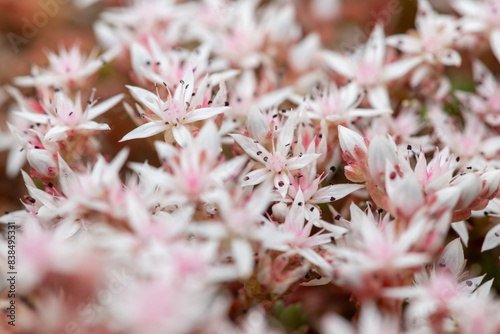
[266,154,286,173]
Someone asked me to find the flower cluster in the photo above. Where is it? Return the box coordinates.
[1,0,500,333]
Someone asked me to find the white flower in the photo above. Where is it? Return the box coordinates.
[14,89,123,142]
[120,69,229,145]
[321,24,422,109]
[14,44,118,89]
[231,111,320,198]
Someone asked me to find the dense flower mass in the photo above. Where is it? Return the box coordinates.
[2,0,500,333]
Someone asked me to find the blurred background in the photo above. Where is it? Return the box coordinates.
[0,0,498,294]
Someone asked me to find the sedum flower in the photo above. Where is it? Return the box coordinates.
[231,111,321,198]
[120,69,229,145]
[321,24,422,109]
[14,44,118,89]
[14,89,123,142]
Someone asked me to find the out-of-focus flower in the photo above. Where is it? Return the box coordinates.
[14,45,118,89]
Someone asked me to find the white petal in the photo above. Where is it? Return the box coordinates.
[88,93,124,120]
[368,135,398,184]
[438,50,462,66]
[154,141,177,161]
[274,172,290,199]
[386,35,422,54]
[364,24,386,67]
[490,29,500,64]
[172,125,192,147]
[242,168,271,186]
[451,221,469,247]
[286,153,321,170]
[184,106,228,123]
[383,57,423,82]
[44,125,71,142]
[26,149,57,177]
[119,122,168,142]
[310,184,364,204]
[231,134,269,164]
[76,121,110,131]
[126,85,161,116]
[130,42,151,77]
[474,278,493,298]
[247,105,270,143]
[338,125,368,160]
[367,86,391,110]
[257,87,293,110]
[231,239,254,278]
[321,51,354,78]
[437,238,464,277]
[481,224,500,252]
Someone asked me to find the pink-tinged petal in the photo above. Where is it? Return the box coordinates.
[481,224,500,252]
[490,29,500,64]
[230,134,270,164]
[87,93,124,120]
[480,170,500,199]
[119,122,168,142]
[184,106,228,123]
[231,238,254,278]
[274,172,290,199]
[367,86,391,110]
[437,238,465,277]
[310,183,364,204]
[27,149,57,177]
[438,50,462,66]
[383,57,423,82]
[338,125,368,161]
[321,51,354,78]
[242,168,271,186]
[76,121,110,131]
[172,125,192,147]
[364,24,386,67]
[452,173,482,208]
[44,125,71,142]
[386,35,422,54]
[126,85,162,116]
[286,153,321,170]
[247,105,270,143]
[451,221,469,247]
